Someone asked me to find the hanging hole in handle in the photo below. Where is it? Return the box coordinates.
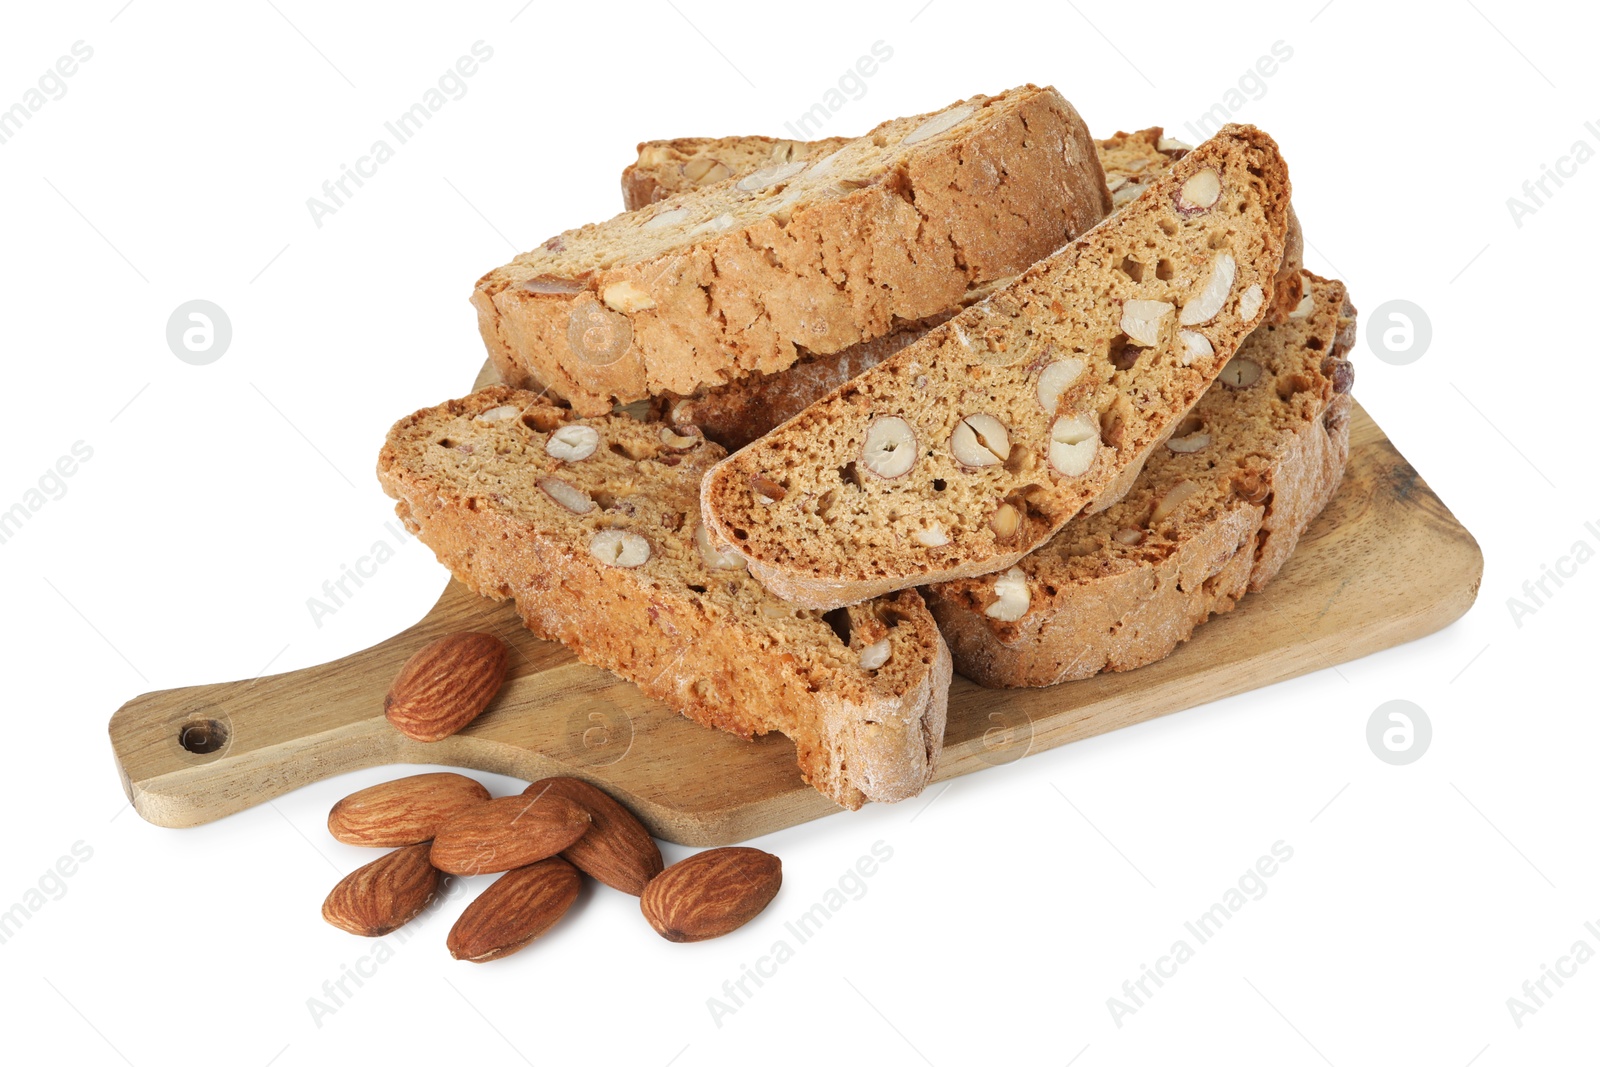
[178,717,229,755]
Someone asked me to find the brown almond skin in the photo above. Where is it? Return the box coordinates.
[430,794,591,876]
[524,777,663,895]
[385,632,510,742]
[328,772,491,847]
[640,847,782,942]
[322,843,441,937]
[447,857,582,962]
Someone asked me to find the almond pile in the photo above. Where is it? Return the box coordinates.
[320,770,783,961]
[317,629,782,958]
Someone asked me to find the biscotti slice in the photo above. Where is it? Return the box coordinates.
[376,387,951,810]
[624,125,1304,323]
[618,126,1176,211]
[923,272,1356,686]
[699,123,1293,610]
[646,128,1303,454]
[472,85,1110,416]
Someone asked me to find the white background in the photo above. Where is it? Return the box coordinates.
[2,1,1596,1064]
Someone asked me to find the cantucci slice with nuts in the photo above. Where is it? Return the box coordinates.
[377,386,951,810]
[701,124,1294,610]
[925,272,1356,686]
[476,85,1111,416]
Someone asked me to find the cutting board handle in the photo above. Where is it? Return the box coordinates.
[108,583,565,828]
[108,587,462,827]
[105,578,783,837]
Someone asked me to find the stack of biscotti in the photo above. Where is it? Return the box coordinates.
[922,272,1356,685]
[384,88,1355,812]
[472,85,1111,416]
[642,126,1305,452]
[378,388,950,810]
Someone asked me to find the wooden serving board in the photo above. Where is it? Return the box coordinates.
[109,367,1482,844]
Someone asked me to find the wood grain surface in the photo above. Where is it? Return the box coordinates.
[108,394,1482,844]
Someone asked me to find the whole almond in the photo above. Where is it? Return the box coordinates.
[640,847,782,942]
[322,843,441,937]
[328,772,491,847]
[524,777,663,895]
[385,632,510,742]
[430,794,591,876]
[447,857,581,962]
